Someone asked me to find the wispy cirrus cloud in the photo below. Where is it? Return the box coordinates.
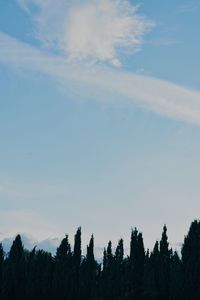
[148,37,179,46]
[0,1,200,124]
[177,1,199,14]
[0,32,200,125]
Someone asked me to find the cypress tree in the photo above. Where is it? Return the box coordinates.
[5,235,25,300]
[87,235,95,263]
[72,227,82,300]
[107,241,113,264]
[32,249,53,300]
[169,251,182,300]
[182,220,200,300]
[56,235,71,260]
[114,238,124,300]
[115,238,124,263]
[158,225,171,300]
[144,242,159,300]
[54,235,72,300]
[128,228,145,300]
[101,241,114,300]
[74,227,82,266]
[103,247,107,270]
[9,234,24,263]
[0,243,4,298]
[25,247,37,300]
[80,235,97,300]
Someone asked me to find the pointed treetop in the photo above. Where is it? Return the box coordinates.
[87,234,95,263]
[153,241,159,256]
[73,227,82,265]
[9,234,24,263]
[107,241,113,262]
[56,235,71,260]
[115,238,124,262]
[130,227,138,260]
[160,225,169,255]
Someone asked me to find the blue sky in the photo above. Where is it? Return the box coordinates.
[0,0,200,252]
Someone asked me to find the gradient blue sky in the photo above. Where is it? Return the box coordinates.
[0,0,200,252]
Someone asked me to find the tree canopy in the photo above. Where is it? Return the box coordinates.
[0,220,200,299]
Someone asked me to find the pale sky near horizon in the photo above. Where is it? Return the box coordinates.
[0,0,200,254]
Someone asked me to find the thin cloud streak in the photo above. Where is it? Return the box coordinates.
[1,32,200,125]
[176,1,199,14]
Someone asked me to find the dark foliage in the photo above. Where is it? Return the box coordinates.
[0,220,200,299]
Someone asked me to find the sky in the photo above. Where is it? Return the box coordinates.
[0,0,200,254]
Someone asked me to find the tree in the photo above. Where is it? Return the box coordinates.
[0,243,4,298]
[74,227,82,265]
[72,227,82,300]
[144,241,160,300]
[54,235,72,300]
[169,251,182,300]
[4,235,25,300]
[101,241,114,300]
[128,228,145,300]
[56,235,71,261]
[9,234,24,263]
[182,220,200,300]
[158,225,171,300]
[115,238,124,263]
[80,235,98,300]
[3,221,200,299]
[31,249,53,300]
[114,238,125,300]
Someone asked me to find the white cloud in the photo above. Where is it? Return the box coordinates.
[1,233,108,259]
[1,233,60,253]
[17,0,152,66]
[1,32,200,125]
[64,0,152,66]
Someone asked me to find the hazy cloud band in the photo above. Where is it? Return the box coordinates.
[1,32,200,125]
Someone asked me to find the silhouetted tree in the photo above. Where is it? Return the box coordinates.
[101,241,115,300]
[80,235,98,300]
[113,238,125,300]
[1,221,200,300]
[158,225,171,300]
[169,251,182,300]
[144,241,160,300]
[182,220,200,300]
[3,235,25,300]
[0,243,4,298]
[127,228,145,300]
[54,235,72,300]
[72,227,82,300]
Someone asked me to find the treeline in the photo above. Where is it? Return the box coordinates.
[0,221,200,300]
